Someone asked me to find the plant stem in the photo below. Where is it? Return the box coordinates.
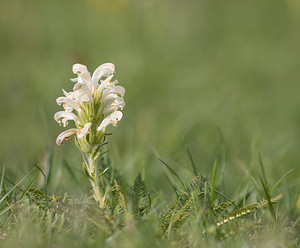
[88,155,104,208]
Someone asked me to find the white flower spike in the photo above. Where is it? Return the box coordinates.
[54,63,125,208]
[54,62,125,145]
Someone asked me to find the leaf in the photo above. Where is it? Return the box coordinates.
[82,163,94,182]
[132,173,150,216]
[160,175,210,233]
[0,165,6,196]
[260,176,276,221]
[270,169,293,193]
[213,201,236,213]
[210,159,217,206]
[216,194,282,226]
[157,157,187,191]
[0,167,36,205]
[113,179,127,215]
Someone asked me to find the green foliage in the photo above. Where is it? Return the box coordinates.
[213,201,236,214]
[159,166,286,241]
[132,173,150,217]
[26,188,52,209]
[1,0,300,246]
[110,173,151,218]
[111,179,127,216]
[160,175,210,233]
[0,162,298,248]
[216,194,283,226]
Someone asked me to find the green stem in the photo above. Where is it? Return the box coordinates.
[88,155,104,208]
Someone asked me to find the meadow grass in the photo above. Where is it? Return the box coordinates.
[0,151,298,247]
[1,0,300,247]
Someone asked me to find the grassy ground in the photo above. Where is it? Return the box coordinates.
[0,0,299,247]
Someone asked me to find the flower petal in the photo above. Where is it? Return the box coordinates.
[102,85,125,101]
[56,129,77,145]
[112,97,125,110]
[77,122,92,138]
[56,97,80,111]
[54,111,78,126]
[102,91,119,102]
[72,82,92,102]
[113,86,125,97]
[103,97,125,115]
[70,78,78,83]
[61,83,91,103]
[92,63,115,86]
[97,75,115,92]
[72,64,92,87]
[97,111,123,132]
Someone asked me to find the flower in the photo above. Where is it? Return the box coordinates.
[98,111,123,132]
[54,63,125,146]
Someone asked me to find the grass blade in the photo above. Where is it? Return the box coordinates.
[210,159,217,206]
[270,169,293,193]
[258,153,268,186]
[33,164,49,207]
[185,145,198,176]
[0,165,6,195]
[181,135,198,176]
[19,172,38,200]
[260,176,276,221]
[157,157,187,192]
[0,167,36,205]
[45,148,54,185]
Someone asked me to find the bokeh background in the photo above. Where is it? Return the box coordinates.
[1,0,299,199]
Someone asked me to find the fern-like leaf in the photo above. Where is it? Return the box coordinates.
[112,179,127,215]
[213,201,236,213]
[160,175,210,233]
[132,173,150,216]
[216,194,283,226]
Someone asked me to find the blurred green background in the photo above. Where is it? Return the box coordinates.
[1,0,299,199]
